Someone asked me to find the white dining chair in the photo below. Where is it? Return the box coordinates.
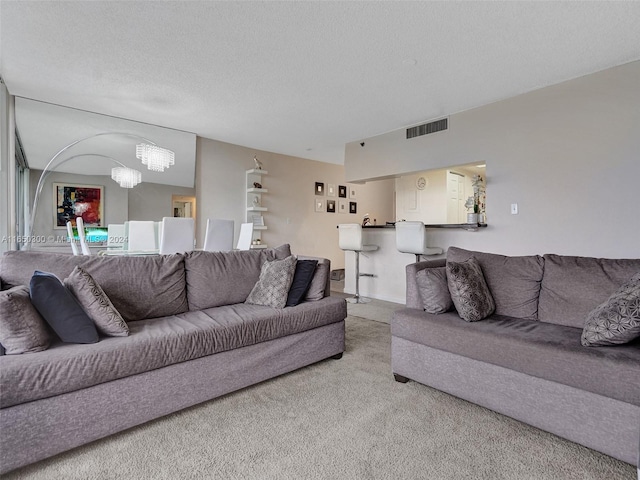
[126,221,158,252]
[107,224,125,249]
[75,217,92,255]
[66,221,79,255]
[159,217,195,254]
[203,219,234,252]
[236,223,254,251]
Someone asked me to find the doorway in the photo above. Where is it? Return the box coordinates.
[171,195,196,219]
[446,171,465,223]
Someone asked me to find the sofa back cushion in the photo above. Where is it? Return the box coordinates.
[184,244,291,310]
[538,254,640,328]
[0,251,188,321]
[447,247,544,320]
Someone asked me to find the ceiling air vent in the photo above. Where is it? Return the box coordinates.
[406,118,448,139]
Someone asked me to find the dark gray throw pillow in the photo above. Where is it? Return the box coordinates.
[581,272,640,347]
[447,257,495,322]
[246,256,297,309]
[305,262,329,302]
[0,285,51,354]
[416,267,453,314]
[286,259,318,307]
[30,271,99,344]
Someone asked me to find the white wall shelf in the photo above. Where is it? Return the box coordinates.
[245,168,269,247]
[246,169,268,175]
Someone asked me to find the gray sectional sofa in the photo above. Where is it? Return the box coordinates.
[392,247,640,466]
[0,245,346,474]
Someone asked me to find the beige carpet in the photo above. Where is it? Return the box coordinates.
[4,317,635,480]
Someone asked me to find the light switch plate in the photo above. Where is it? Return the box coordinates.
[511,203,518,215]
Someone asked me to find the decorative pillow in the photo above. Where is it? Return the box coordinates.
[64,267,129,337]
[305,262,329,302]
[246,256,297,308]
[447,257,495,322]
[581,272,640,347]
[416,267,453,314]
[286,259,318,307]
[30,271,99,344]
[0,285,50,354]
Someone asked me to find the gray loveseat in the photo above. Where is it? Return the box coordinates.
[0,245,346,474]
[391,247,640,466]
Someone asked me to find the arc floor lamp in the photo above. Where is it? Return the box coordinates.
[26,132,174,247]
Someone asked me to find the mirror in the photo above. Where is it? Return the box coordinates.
[394,163,486,224]
[15,98,197,251]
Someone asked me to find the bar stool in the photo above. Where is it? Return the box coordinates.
[338,224,379,303]
[395,221,443,263]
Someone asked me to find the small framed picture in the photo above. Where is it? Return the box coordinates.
[327,200,336,213]
[349,186,357,199]
[349,202,357,214]
[315,198,325,212]
[315,182,325,196]
[327,183,336,197]
[338,185,347,198]
[338,200,348,213]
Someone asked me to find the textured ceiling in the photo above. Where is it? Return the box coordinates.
[2,1,640,164]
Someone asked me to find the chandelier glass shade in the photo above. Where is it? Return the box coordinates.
[136,143,175,172]
[111,166,142,188]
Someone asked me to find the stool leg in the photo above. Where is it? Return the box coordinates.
[347,251,371,304]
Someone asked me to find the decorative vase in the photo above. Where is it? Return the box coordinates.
[467,213,479,223]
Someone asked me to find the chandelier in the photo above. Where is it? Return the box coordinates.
[136,143,175,172]
[111,166,142,188]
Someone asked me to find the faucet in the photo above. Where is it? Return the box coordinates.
[362,214,371,227]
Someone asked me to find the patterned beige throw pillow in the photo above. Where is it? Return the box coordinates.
[581,272,640,347]
[447,257,495,322]
[246,256,297,309]
[64,266,129,337]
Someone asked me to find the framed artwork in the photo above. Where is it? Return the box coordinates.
[314,198,325,212]
[315,182,325,196]
[327,199,336,213]
[54,183,104,229]
[327,183,336,197]
[349,186,357,199]
[338,200,348,213]
[349,202,357,214]
[338,185,347,198]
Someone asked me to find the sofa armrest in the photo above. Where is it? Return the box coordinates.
[406,258,446,308]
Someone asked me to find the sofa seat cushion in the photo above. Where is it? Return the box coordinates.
[392,308,640,406]
[0,251,188,321]
[0,296,346,409]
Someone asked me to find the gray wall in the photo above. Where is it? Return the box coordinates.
[344,61,640,258]
[29,170,129,241]
[29,171,195,242]
[127,182,196,221]
[196,138,395,268]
